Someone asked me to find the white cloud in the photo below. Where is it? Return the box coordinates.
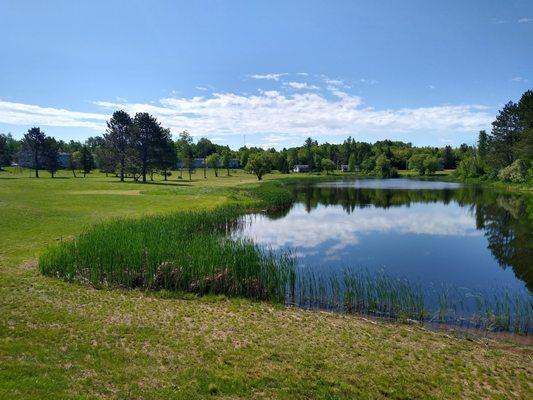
[0,100,107,130]
[248,73,288,81]
[427,85,436,90]
[283,81,320,90]
[518,18,533,23]
[359,78,379,85]
[491,18,507,24]
[296,72,309,76]
[0,89,493,145]
[323,78,345,86]
[511,76,529,83]
[196,86,208,91]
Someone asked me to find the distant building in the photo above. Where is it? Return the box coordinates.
[340,165,349,172]
[228,158,239,169]
[17,150,72,169]
[58,152,70,168]
[194,158,205,168]
[176,158,205,169]
[177,157,241,169]
[17,150,42,168]
[293,164,310,173]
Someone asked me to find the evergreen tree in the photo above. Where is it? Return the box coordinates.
[442,145,456,169]
[77,145,94,177]
[132,112,169,183]
[104,110,133,181]
[489,101,521,168]
[156,134,176,181]
[0,134,13,168]
[22,127,46,177]
[515,90,533,161]
[42,137,60,178]
[477,130,488,161]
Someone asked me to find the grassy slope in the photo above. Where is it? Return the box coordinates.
[0,168,531,399]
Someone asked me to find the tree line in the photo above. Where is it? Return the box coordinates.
[0,90,531,182]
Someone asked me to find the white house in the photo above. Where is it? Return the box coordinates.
[293,164,310,173]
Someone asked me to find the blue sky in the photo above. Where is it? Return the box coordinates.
[0,0,532,149]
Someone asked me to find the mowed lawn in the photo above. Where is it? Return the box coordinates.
[0,168,531,400]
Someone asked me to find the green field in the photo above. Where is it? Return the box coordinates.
[1,168,532,399]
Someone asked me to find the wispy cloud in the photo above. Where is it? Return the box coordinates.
[359,78,379,85]
[0,89,493,144]
[510,76,529,83]
[518,17,533,23]
[283,81,320,90]
[296,72,309,76]
[248,73,288,81]
[195,86,208,91]
[427,85,436,90]
[491,18,507,25]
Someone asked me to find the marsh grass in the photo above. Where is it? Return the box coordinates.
[293,268,533,334]
[39,204,296,302]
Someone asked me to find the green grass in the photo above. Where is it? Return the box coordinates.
[1,168,532,399]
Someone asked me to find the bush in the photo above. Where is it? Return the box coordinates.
[497,159,529,183]
[456,155,484,178]
[408,154,427,175]
[373,154,396,178]
[423,156,440,175]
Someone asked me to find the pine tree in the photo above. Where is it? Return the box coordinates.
[22,127,46,177]
[489,101,521,168]
[42,137,60,178]
[104,110,133,181]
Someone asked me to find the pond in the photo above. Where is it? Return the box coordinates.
[234,179,533,333]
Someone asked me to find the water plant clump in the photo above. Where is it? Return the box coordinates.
[291,267,533,334]
[39,205,295,302]
[293,268,426,321]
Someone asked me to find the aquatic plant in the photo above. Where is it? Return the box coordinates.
[292,268,533,334]
[40,205,295,302]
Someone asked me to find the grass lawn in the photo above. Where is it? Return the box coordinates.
[1,168,532,399]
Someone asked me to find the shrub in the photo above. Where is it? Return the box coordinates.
[422,156,440,175]
[497,159,529,183]
[408,154,427,175]
[456,155,484,178]
[374,154,396,178]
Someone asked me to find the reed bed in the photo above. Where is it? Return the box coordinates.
[291,268,533,334]
[40,205,295,302]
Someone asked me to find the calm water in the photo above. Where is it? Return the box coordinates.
[234,179,533,330]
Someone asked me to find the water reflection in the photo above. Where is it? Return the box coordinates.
[237,179,533,292]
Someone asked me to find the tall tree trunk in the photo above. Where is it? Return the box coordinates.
[142,150,147,183]
[120,157,125,182]
[34,149,39,178]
